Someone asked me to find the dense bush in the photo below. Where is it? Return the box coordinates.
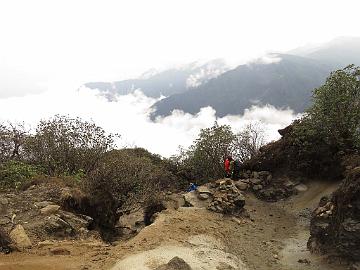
[0,122,28,162]
[172,122,265,183]
[0,160,40,189]
[304,65,360,148]
[84,148,177,212]
[244,66,360,179]
[24,115,117,176]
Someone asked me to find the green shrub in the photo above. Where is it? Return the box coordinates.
[171,122,265,183]
[84,149,177,212]
[304,65,360,149]
[0,161,40,189]
[24,115,118,176]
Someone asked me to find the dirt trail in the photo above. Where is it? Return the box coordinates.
[278,180,344,270]
[108,180,344,270]
[0,180,346,270]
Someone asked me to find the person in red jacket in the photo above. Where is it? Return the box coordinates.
[224,156,232,178]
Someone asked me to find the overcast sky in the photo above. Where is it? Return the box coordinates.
[1,0,359,156]
[1,0,359,97]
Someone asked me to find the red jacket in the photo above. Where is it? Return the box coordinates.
[224,159,230,172]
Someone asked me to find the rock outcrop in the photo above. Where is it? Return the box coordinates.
[308,157,360,261]
[0,227,11,253]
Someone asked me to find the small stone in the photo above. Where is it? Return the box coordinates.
[231,217,242,225]
[250,178,261,185]
[253,184,263,191]
[235,181,248,191]
[35,201,54,208]
[0,218,10,225]
[197,186,212,194]
[49,247,71,255]
[38,240,54,248]
[0,198,9,205]
[294,184,308,192]
[298,258,311,264]
[40,205,61,215]
[198,193,210,200]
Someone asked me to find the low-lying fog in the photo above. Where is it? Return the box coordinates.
[0,86,299,157]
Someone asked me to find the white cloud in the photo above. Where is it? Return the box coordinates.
[248,54,282,66]
[0,86,299,157]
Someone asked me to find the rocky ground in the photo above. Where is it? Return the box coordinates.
[1,176,355,270]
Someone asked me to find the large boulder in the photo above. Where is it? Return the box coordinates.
[42,211,93,238]
[9,225,32,250]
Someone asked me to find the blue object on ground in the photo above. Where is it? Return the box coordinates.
[187,183,198,192]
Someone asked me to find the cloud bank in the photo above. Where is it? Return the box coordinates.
[0,86,300,157]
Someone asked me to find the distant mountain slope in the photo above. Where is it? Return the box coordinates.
[151,54,331,118]
[291,36,360,68]
[84,59,228,99]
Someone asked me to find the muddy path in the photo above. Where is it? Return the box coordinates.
[0,180,345,270]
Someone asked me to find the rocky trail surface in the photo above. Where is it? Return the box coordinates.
[0,180,349,270]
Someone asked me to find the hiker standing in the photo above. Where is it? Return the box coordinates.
[224,156,232,178]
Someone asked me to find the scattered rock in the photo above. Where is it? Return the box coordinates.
[298,258,311,264]
[231,217,242,225]
[0,198,9,205]
[35,201,54,208]
[198,193,210,200]
[40,204,61,215]
[155,256,192,270]
[294,184,308,192]
[235,181,248,191]
[350,262,360,270]
[250,178,262,185]
[9,225,32,249]
[42,210,93,237]
[163,194,186,210]
[197,186,212,194]
[253,184,263,191]
[207,181,245,214]
[37,240,54,248]
[183,192,209,208]
[257,187,292,202]
[0,217,10,225]
[49,247,71,255]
